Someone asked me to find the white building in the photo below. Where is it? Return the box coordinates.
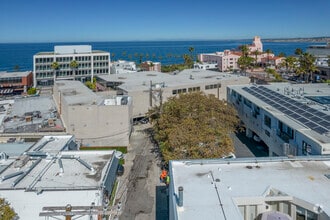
[33,45,110,87]
[0,135,119,220]
[53,80,132,147]
[193,62,218,70]
[110,60,137,74]
[169,156,330,220]
[198,50,241,72]
[97,69,250,118]
[227,83,330,156]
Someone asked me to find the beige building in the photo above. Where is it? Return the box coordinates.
[53,80,132,147]
[97,69,250,118]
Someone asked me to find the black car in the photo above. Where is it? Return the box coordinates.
[117,164,124,176]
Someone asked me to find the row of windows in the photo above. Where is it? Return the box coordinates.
[205,84,221,90]
[188,87,200,92]
[0,77,22,84]
[35,63,108,71]
[172,88,187,95]
[93,55,109,61]
[35,58,54,63]
[172,86,201,95]
[36,69,108,78]
[36,55,109,64]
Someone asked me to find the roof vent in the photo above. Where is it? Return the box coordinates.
[178,186,183,207]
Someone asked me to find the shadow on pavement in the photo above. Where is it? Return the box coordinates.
[156,185,169,220]
[235,131,269,157]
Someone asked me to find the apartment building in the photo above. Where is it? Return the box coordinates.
[33,45,110,87]
[169,156,330,220]
[198,50,241,72]
[227,83,330,157]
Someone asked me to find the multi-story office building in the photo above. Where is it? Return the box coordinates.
[33,45,110,87]
[227,83,330,157]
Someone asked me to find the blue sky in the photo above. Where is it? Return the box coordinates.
[0,0,329,43]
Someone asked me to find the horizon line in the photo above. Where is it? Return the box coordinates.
[1,36,329,44]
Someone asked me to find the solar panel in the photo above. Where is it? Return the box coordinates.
[242,86,330,135]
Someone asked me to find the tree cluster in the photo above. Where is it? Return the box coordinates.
[148,92,239,162]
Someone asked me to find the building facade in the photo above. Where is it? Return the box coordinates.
[227,83,330,157]
[198,50,241,72]
[97,69,250,118]
[33,45,110,87]
[53,80,132,147]
[0,71,33,95]
[110,60,137,74]
[140,61,161,72]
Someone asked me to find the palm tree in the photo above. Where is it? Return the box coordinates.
[239,45,249,57]
[297,52,318,82]
[70,60,79,80]
[295,48,303,56]
[265,49,272,67]
[188,47,195,64]
[252,49,261,68]
[282,56,297,73]
[51,61,60,83]
[278,52,286,57]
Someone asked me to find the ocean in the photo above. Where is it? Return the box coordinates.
[0,40,319,72]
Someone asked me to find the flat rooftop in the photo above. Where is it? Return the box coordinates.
[170,157,330,220]
[98,69,249,92]
[0,135,113,191]
[55,80,103,105]
[0,71,32,78]
[1,96,64,133]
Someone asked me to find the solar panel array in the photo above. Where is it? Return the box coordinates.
[242,86,330,135]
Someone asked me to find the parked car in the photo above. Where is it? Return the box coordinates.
[117,164,124,176]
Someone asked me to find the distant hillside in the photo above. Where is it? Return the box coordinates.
[264,37,330,43]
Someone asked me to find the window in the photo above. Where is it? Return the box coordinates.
[205,84,220,90]
[302,141,312,155]
[244,98,252,108]
[188,87,200,92]
[264,115,271,128]
[296,205,317,220]
[265,130,270,137]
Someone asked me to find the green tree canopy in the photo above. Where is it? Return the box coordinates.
[148,92,239,162]
[0,198,17,220]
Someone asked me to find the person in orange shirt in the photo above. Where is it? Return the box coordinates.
[159,169,167,183]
